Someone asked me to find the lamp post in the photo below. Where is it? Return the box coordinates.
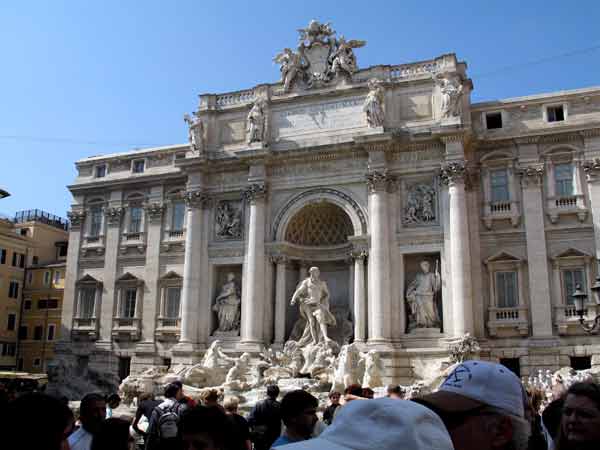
[572,276,600,333]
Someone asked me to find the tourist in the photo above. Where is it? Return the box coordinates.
[91,417,135,450]
[271,389,318,447]
[415,360,531,450]
[146,382,188,450]
[180,405,232,450]
[132,393,160,448]
[542,397,565,449]
[106,393,122,418]
[69,393,107,450]
[386,385,404,399]
[272,398,454,450]
[248,384,282,450]
[526,386,548,450]
[361,387,374,399]
[224,395,252,450]
[172,380,198,408]
[322,391,341,425]
[4,392,73,450]
[555,382,600,450]
[201,388,223,410]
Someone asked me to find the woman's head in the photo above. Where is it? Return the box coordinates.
[91,418,134,450]
[558,382,600,448]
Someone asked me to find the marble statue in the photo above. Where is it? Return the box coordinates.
[331,343,361,393]
[202,340,236,369]
[246,99,266,144]
[183,112,204,152]
[360,350,383,388]
[273,48,306,92]
[213,273,241,335]
[290,266,336,345]
[406,260,442,329]
[363,79,385,128]
[225,352,251,388]
[403,183,437,225]
[215,201,242,239]
[330,36,366,78]
[436,73,464,118]
[446,333,480,363]
[297,20,335,45]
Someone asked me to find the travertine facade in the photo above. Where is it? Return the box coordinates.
[57,22,600,384]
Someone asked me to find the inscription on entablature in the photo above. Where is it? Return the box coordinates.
[391,147,444,164]
[272,96,365,138]
[269,156,366,178]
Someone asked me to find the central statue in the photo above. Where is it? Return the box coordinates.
[290,266,336,345]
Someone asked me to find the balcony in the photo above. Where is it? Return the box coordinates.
[555,304,599,335]
[119,231,146,254]
[111,317,141,341]
[482,201,520,229]
[487,306,529,337]
[547,195,588,223]
[72,317,99,340]
[155,317,181,341]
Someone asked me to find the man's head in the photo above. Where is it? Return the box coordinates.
[223,396,239,414]
[164,382,183,401]
[362,388,374,399]
[420,261,430,273]
[80,393,106,434]
[106,393,121,410]
[309,267,320,280]
[280,390,319,439]
[415,360,530,450]
[180,406,230,450]
[329,391,341,405]
[266,384,280,400]
[387,385,404,399]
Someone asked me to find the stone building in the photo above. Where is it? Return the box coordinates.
[57,22,600,384]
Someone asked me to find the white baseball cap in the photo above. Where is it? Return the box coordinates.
[277,398,454,450]
[416,360,525,418]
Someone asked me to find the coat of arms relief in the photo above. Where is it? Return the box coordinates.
[273,20,366,92]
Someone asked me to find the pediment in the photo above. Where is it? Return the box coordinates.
[485,250,522,264]
[77,274,102,285]
[553,247,592,259]
[159,271,182,281]
[116,272,143,284]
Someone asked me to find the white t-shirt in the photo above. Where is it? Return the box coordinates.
[68,427,93,450]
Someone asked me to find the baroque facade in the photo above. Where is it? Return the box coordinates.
[57,22,600,384]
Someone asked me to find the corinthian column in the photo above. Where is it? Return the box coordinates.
[441,162,473,336]
[366,171,392,343]
[178,190,209,345]
[351,250,368,342]
[271,255,288,346]
[241,183,267,349]
[584,159,600,264]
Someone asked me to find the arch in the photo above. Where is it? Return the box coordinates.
[285,203,353,246]
[273,188,367,241]
[540,143,583,158]
[480,149,515,163]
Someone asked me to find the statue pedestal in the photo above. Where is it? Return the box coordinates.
[410,327,442,337]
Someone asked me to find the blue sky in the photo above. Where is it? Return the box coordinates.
[1,0,599,217]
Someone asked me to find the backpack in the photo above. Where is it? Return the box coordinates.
[156,402,181,440]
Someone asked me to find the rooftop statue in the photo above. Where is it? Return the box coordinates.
[183,112,204,153]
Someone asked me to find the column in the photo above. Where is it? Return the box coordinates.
[440,163,473,336]
[264,256,274,343]
[178,190,208,345]
[241,183,267,348]
[351,250,367,342]
[272,255,288,345]
[366,171,392,343]
[99,193,124,344]
[584,161,600,264]
[520,166,553,337]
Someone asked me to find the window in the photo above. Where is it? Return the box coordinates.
[79,287,96,318]
[23,300,31,310]
[165,287,181,319]
[89,206,103,237]
[490,169,509,203]
[27,272,33,286]
[7,314,16,331]
[11,252,17,267]
[43,271,51,286]
[33,358,41,367]
[547,105,565,122]
[38,299,47,309]
[1,343,16,357]
[172,201,185,231]
[555,163,574,197]
[486,112,503,130]
[20,228,27,236]
[95,165,107,178]
[122,288,137,318]
[18,326,27,340]
[563,268,585,305]
[33,326,43,341]
[32,255,39,265]
[496,271,518,308]
[500,358,521,377]
[570,356,591,370]
[58,244,68,257]
[54,271,61,284]
[132,160,145,173]
[47,324,56,341]
[18,253,24,268]
[118,357,131,382]
[8,281,19,299]
[47,299,58,309]
[0,249,5,264]
[129,206,143,233]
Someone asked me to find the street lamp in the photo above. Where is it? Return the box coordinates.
[0,189,10,199]
[572,277,600,333]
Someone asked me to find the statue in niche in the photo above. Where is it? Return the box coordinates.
[290,266,336,345]
[273,48,307,92]
[406,260,442,330]
[436,73,464,118]
[183,112,204,152]
[212,273,241,335]
[403,183,437,225]
[363,79,385,128]
[330,36,366,78]
[246,99,267,144]
[215,201,242,239]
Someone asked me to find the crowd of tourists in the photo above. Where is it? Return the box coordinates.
[1,360,599,450]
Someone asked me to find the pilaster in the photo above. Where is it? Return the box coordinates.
[62,205,85,341]
[583,159,600,265]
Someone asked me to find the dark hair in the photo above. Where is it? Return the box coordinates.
[344,384,363,396]
[555,382,600,450]
[4,393,72,450]
[179,405,231,449]
[91,418,131,450]
[106,393,121,405]
[280,390,318,426]
[266,384,280,399]
[362,387,374,398]
[542,398,564,441]
[165,383,181,398]
[172,380,183,389]
[81,393,106,417]
[387,385,403,396]
[329,391,341,399]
